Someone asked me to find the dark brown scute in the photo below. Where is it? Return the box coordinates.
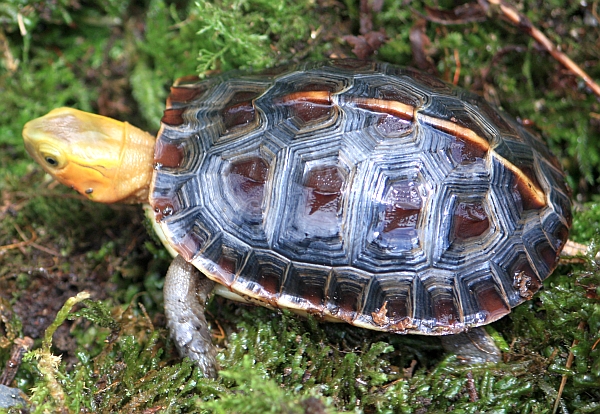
[152,196,180,222]
[154,140,185,168]
[362,276,412,328]
[326,270,370,323]
[452,201,490,241]
[217,252,237,276]
[517,166,544,210]
[220,91,264,132]
[241,252,288,299]
[448,135,487,165]
[469,279,510,323]
[277,91,334,126]
[550,222,569,250]
[431,295,459,326]
[303,166,344,215]
[536,240,559,272]
[221,102,256,131]
[161,108,186,126]
[168,85,207,107]
[283,264,329,310]
[511,170,545,211]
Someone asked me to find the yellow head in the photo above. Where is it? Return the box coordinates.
[23,107,155,204]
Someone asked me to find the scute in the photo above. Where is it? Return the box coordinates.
[149,60,571,335]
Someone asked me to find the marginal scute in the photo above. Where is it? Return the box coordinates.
[395,67,450,90]
[469,279,510,323]
[256,267,283,297]
[174,75,202,85]
[549,221,569,251]
[362,274,412,329]
[475,100,522,141]
[175,231,208,262]
[154,140,185,169]
[509,254,541,300]
[217,254,236,277]
[168,85,208,107]
[150,60,571,335]
[237,251,289,302]
[431,294,458,327]
[153,196,180,222]
[536,240,559,272]
[282,263,329,311]
[161,108,186,126]
[330,59,376,71]
[326,269,370,322]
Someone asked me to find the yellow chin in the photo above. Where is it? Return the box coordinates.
[55,162,114,201]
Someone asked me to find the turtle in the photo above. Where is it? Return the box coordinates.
[22,59,572,377]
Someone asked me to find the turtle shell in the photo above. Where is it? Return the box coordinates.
[149,60,571,335]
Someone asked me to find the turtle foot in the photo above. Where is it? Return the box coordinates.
[440,328,501,364]
[164,255,218,378]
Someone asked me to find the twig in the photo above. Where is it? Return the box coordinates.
[0,225,37,252]
[552,321,586,414]
[453,48,461,85]
[0,337,34,386]
[487,0,600,97]
[0,224,62,256]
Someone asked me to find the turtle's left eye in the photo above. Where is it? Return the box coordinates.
[39,147,64,169]
[45,156,58,166]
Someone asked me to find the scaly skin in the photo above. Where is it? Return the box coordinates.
[164,256,218,377]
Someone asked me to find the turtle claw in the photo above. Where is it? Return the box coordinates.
[164,255,218,378]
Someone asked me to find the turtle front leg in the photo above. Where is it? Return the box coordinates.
[440,327,501,364]
[164,255,218,378]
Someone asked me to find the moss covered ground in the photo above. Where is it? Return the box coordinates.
[1,0,600,412]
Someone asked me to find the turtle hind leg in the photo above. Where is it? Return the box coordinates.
[440,327,501,364]
[164,255,218,378]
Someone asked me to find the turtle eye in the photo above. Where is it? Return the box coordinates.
[39,148,64,169]
[44,156,59,166]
